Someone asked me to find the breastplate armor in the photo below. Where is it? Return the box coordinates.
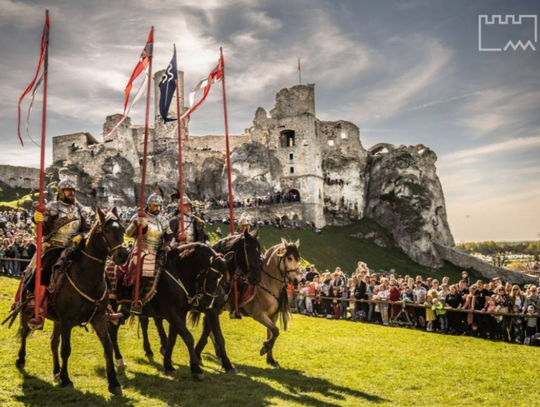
[183,216,196,243]
[143,214,165,253]
[50,203,82,246]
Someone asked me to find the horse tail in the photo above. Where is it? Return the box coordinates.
[277,285,291,331]
[188,311,202,328]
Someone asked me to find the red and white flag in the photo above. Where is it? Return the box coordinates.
[181,55,223,120]
[105,28,154,136]
[17,12,50,147]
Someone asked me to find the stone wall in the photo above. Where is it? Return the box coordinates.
[186,135,250,151]
[0,165,40,189]
[435,244,537,284]
[52,132,99,162]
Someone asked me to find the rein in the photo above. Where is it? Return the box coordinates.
[163,264,223,308]
[257,244,298,303]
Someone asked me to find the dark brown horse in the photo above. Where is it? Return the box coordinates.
[109,243,228,380]
[16,207,129,396]
[195,238,300,367]
[136,229,263,373]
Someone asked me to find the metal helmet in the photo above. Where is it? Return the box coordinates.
[180,195,192,206]
[58,179,76,191]
[147,193,164,206]
[238,212,252,227]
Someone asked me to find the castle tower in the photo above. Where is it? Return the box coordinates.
[153,69,188,151]
[262,84,326,227]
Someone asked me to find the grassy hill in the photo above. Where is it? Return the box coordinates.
[0,276,536,406]
[206,219,466,283]
[0,182,36,211]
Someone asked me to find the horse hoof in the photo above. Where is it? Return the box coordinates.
[270,362,280,369]
[116,358,126,368]
[15,360,25,370]
[160,347,167,356]
[165,367,176,375]
[260,346,269,356]
[192,372,205,381]
[226,367,239,374]
[109,386,123,396]
[54,372,61,382]
[61,381,74,388]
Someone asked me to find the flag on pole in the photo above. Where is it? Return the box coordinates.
[17,12,50,147]
[180,56,223,120]
[158,49,178,123]
[105,28,154,136]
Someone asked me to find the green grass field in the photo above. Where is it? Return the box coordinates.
[0,276,537,406]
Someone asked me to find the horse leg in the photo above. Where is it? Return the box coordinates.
[167,313,204,380]
[140,317,154,359]
[205,310,237,374]
[163,324,178,373]
[252,313,280,367]
[195,316,212,361]
[59,324,74,388]
[154,318,168,356]
[91,315,122,396]
[108,319,125,368]
[265,314,281,368]
[51,322,61,378]
[16,316,31,369]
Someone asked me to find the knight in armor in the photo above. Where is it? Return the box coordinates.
[169,191,210,246]
[119,189,173,306]
[15,179,91,329]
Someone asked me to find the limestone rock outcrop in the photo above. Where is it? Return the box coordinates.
[365,143,454,267]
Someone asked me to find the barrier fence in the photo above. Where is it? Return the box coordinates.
[293,292,540,318]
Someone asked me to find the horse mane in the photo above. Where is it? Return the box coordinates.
[212,234,242,254]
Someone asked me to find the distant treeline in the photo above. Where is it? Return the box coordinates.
[456,240,540,269]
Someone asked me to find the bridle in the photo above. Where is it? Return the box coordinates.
[81,213,125,264]
[258,243,299,301]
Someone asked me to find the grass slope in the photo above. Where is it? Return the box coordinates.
[0,182,36,210]
[0,276,536,406]
[206,220,465,282]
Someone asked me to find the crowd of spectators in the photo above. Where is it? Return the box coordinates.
[0,209,35,277]
[288,262,540,346]
[205,190,300,210]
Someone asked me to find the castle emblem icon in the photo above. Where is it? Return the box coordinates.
[478,15,538,51]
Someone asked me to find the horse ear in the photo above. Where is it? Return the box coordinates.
[96,206,105,222]
[250,228,259,239]
[112,206,119,218]
[281,237,288,247]
[295,239,300,248]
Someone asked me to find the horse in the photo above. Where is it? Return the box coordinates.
[136,229,263,373]
[108,243,228,380]
[15,207,129,396]
[195,238,300,368]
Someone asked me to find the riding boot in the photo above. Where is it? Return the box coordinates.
[106,305,124,325]
[29,285,48,331]
[229,310,242,319]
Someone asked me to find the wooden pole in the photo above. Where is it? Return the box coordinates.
[174,45,186,244]
[33,10,50,326]
[220,47,235,235]
[132,27,154,314]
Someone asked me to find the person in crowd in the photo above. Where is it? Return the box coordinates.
[424,290,437,332]
[445,285,464,333]
[461,271,471,287]
[432,298,448,332]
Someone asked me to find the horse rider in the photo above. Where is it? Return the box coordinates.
[237,212,252,235]
[14,179,92,329]
[169,193,210,246]
[125,189,174,281]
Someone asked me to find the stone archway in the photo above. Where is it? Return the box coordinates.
[283,188,301,203]
[279,130,296,148]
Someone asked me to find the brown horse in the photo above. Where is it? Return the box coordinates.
[15,207,129,396]
[195,238,300,367]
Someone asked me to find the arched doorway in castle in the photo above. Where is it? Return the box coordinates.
[283,188,301,203]
[279,130,296,148]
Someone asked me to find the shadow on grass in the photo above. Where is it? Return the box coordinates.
[16,372,134,407]
[94,356,387,406]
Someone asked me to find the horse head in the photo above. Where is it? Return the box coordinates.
[95,206,129,265]
[198,252,228,309]
[277,237,301,286]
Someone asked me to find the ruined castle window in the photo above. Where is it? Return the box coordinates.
[8,177,16,187]
[289,153,294,161]
[23,178,31,188]
[328,140,335,147]
[290,166,294,174]
[341,132,347,139]
[280,130,296,148]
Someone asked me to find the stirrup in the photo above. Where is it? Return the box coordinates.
[130,301,143,316]
[229,310,242,320]
[28,315,44,331]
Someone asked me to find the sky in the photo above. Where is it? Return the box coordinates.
[0,0,539,242]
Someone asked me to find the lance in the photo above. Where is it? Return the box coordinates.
[31,10,50,327]
[174,44,186,244]
[132,27,154,314]
[220,47,235,235]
